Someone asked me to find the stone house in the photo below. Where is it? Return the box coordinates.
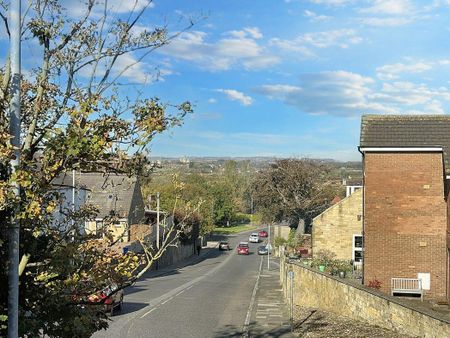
[78,173,145,242]
[359,115,450,300]
[312,188,362,262]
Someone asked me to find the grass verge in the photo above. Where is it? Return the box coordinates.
[213,224,258,235]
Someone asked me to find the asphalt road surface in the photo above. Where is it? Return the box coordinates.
[93,230,268,338]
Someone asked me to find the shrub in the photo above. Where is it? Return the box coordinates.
[274,236,286,248]
[368,279,382,290]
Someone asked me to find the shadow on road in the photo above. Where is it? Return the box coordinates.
[214,322,292,338]
[115,301,148,316]
[124,247,230,297]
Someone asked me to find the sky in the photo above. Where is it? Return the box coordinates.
[5,0,450,161]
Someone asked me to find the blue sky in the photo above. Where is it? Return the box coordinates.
[5,0,450,161]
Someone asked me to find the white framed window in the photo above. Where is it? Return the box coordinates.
[95,219,103,232]
[352,234,363,263]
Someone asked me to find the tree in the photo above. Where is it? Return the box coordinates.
[252,159,340,231]
[0,0,197,336]
[210,181,235,226]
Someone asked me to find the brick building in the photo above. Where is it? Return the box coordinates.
[359,115,450,300]
[312,188,362,262]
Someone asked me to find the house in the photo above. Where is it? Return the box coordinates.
[78,173,145,243]
[51,171,88,232]
[359,115,450,300]
[312,188,362,262]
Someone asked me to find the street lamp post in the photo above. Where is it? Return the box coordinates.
[8,1,22,337]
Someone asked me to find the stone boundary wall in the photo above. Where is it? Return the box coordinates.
[156,243,195,269]
[126,241,195,271]
[280,258,450,338]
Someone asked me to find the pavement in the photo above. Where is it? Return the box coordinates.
[245,257,295,338]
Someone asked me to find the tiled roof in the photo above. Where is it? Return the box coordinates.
[360,115,450,174]
[77,173,138,219]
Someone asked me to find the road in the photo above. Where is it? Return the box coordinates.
[93,230,270,338]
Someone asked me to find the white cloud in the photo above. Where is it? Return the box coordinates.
[216,89,253,106]
[269,29,362,58]
[245,27,263,39]
[303,10,331,22]
[361,0,414,15]
[358,0,418,26]
[63,0,153,17]
[158,30,280,71]
[112,54,150,84]
[376,62,433,80]
[78,52,170,84]
[358,16,413,26]
[308,0,353,5]
[208,98,217,104]
[255,71,450,116]
[255,71,385,116]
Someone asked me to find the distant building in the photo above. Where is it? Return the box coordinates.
[360,115,450,300]
[312,188,362,262]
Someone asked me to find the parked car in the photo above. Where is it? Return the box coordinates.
[219,241,231,250]
[258,230,268,238]
[86,283,124,315]
[249,233,259,243]
[237,242,249,255]
[258,245,269,255]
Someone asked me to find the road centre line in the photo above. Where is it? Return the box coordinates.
[174,290,185,297]
[130,243,237,326]
[140,306,159,319]
[161,297,174,305]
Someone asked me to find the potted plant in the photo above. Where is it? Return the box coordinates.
[335,260,352,278]
[314,249,336,273]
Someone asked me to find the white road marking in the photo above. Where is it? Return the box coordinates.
[140,306,158,319]
[174,290,185,297]
[161,297,173,305]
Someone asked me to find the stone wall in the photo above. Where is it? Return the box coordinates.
[280,258,450,338]
[156,243,195,269]
[364,152,448,300]
[312,189,362,260]
[273,224,291,240]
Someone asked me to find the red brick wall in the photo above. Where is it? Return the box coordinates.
[364,153,448,300]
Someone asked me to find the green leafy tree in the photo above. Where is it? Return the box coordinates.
[0,0,198,336]
[210,181,235,226]
[252,159,340,230]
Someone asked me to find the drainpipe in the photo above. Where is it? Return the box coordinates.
[357,146,365,285]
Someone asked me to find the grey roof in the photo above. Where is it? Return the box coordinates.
[360,115,450,174]
[77,173,138,219]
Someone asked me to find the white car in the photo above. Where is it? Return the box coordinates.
[249,233,259,243]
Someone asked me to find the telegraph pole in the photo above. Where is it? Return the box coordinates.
[267,223,270,270]
[8,0,22,337]
[156,192,160,249]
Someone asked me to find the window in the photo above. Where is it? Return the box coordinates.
[352,234,363,263]
[95,220,103,234]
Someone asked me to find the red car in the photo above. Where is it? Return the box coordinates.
[258,230,268,238]
[86,284,124,315]
[237,242,249,255]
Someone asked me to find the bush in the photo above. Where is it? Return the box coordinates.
[231,213,251,225]
[312,249,336,268]
[368,279,382,290]
[274,236,286,247]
